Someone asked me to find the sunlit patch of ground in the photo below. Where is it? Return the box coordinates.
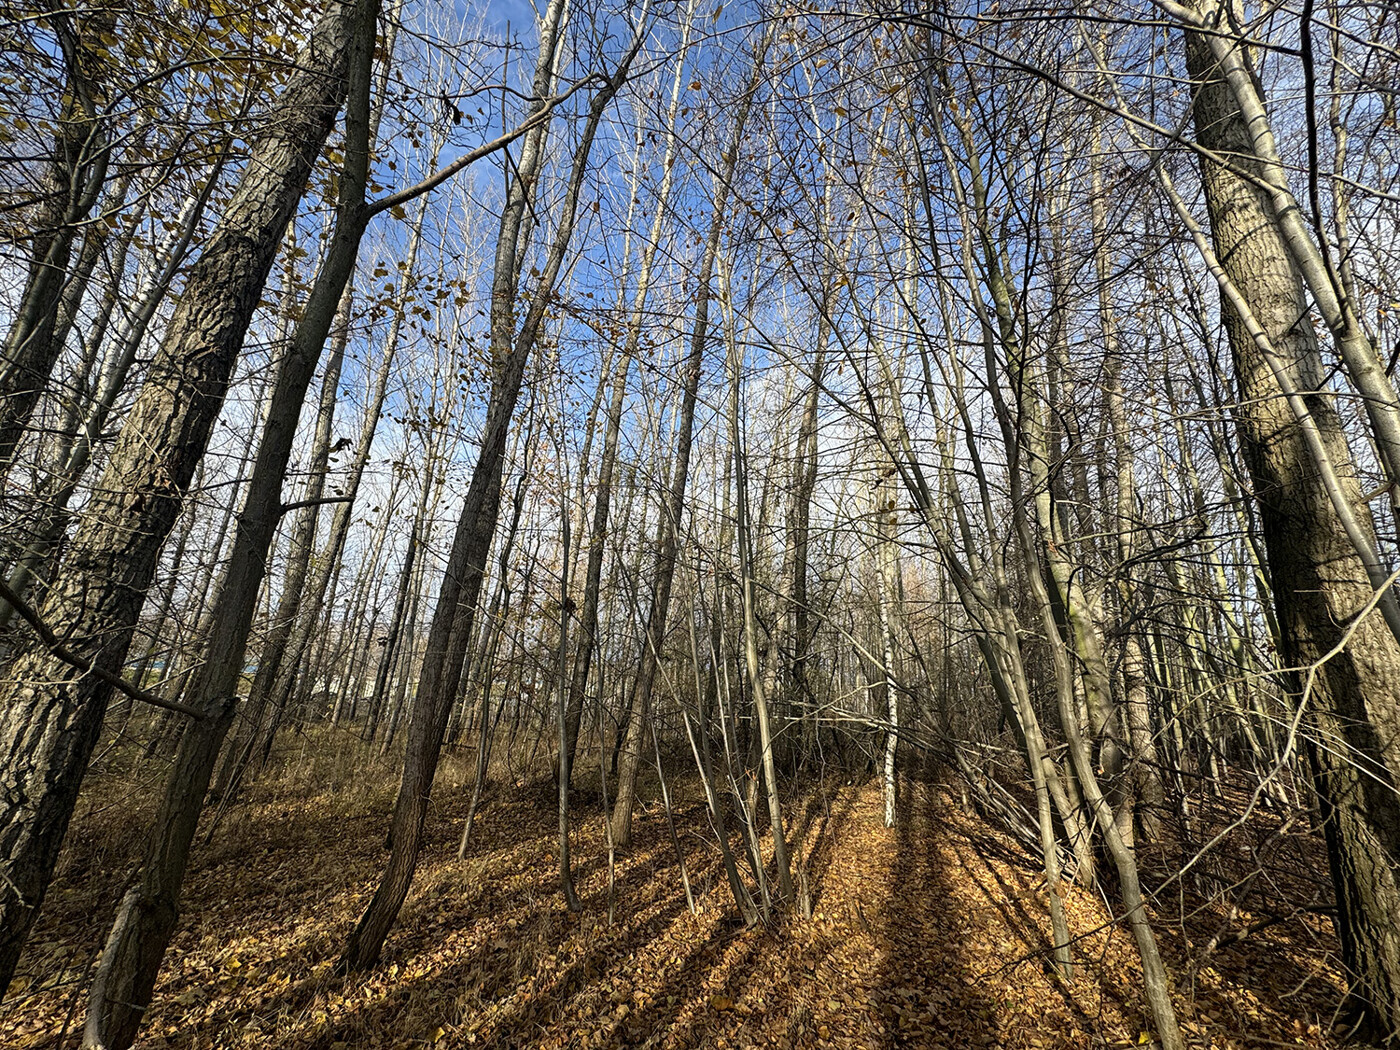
[3,731,1350,1049]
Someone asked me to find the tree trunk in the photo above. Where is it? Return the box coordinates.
[0,0,364,994]
[553,448,581,911]
[220,285,353,789]
[0,163,223,641]
[722,249,795,902]
[610,24,771,849]
[0,4,112,470]
[1186,23,1400,1037]
[339,0,642,968]
[562,9,694,779]
[80,3,383,1040]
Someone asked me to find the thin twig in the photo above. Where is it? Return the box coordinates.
[0,579,204,719]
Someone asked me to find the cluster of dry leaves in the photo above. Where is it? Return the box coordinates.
[2,734,1352,1049]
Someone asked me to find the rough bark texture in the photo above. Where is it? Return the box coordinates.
[0,5,111,468]
[0,0,361,995]
[1187,27,1400,1038]
[81,3,380,1042]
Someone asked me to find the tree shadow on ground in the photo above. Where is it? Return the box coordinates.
[4,741,1356,1050]
[289,768,878,1050]
[875,774,1005,1049]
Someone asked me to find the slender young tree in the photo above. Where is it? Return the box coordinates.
[340,0,648,968]
[720,246,795,902]
[562,0,696,779]
[610,23,773,848]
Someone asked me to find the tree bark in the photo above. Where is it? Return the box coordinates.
[0,0,364,994]
[0,3,112,470]
[81,2,383,1040]
[1186,23,1400,1037]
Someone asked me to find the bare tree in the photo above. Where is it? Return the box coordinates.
[339,0,648,968]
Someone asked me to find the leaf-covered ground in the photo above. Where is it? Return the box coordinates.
[4,735,1353,1048]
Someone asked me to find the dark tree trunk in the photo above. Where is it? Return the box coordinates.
[0,5,112,469]
[1187,25,1400,1038]
[81,1,382,1041]
[0,0,363,994]
[338,0,641,968]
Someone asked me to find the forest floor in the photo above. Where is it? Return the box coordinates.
[3,728,1355,1050]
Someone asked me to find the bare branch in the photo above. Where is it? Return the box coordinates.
[0,579,205,720]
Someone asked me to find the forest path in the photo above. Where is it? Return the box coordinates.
[3,744,1347,1049]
